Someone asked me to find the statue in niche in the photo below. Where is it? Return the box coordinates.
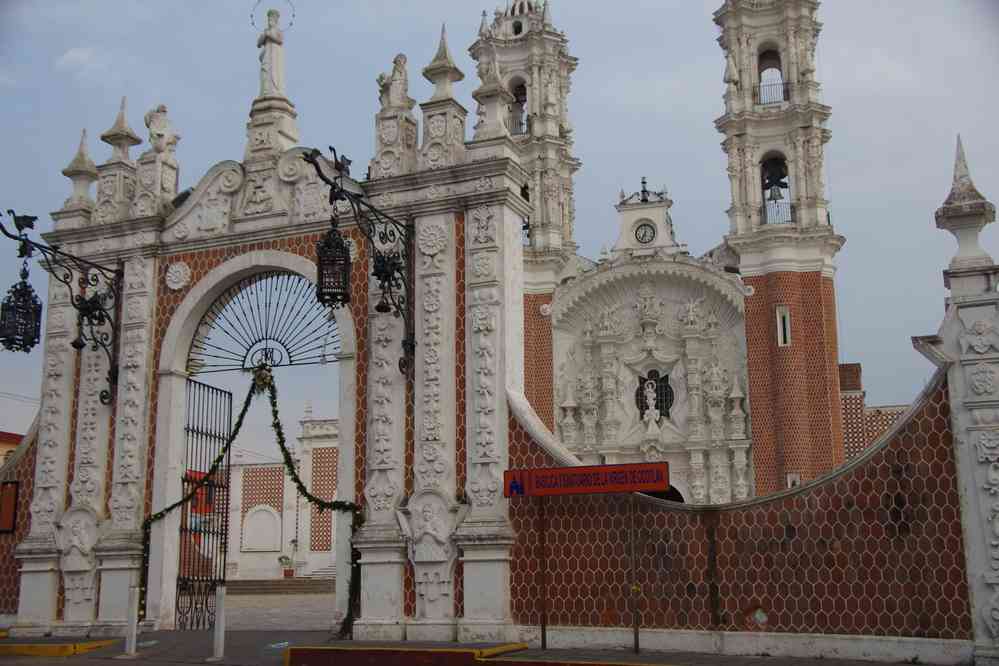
[378,54,413,111]
[257,9,286,97]
[411,503,449,563]
[635,370,673,424]
[642,380,661,437]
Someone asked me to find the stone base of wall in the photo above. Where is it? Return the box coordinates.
[519,625,974,665]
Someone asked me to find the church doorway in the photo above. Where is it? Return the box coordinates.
[146,252,355,631]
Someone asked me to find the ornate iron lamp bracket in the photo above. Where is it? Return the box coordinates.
[0,209,124,405]
[303,147,416,374]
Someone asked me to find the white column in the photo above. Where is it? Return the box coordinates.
[454,202,522,642]
[406,211,459,642]
[352,269,408,641]
[333,353,356,624]
[14,285,76,635]
[146,370,188,629]
[98,255,157,632]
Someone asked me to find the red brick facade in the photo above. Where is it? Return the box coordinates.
[509,370,970,638]
[0,436,35,615]
[744,272,844,494]
[310,447,338,552]
[523,293,555,432]
[839,363,909,460]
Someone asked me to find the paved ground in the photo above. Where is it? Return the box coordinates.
[0,631,908,666]
[225,593,337,631]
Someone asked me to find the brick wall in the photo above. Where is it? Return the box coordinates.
[0,436,35,615]
[309,447,338,552]
[523,293,554,432]
[743,272,844,494]
[509,369,971,638]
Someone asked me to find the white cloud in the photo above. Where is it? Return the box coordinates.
[54,47,112,83]
[55,46,96,71]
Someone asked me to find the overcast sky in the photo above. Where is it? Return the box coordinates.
[0,1,997,451]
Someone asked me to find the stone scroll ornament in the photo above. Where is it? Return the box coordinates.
[467,206,502,509]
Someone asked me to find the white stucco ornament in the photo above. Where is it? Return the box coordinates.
[165,262,192,291]
[539,303,552,317]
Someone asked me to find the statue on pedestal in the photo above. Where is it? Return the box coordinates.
[257,9,286,97]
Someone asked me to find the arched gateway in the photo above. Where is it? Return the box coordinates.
[11,4,999,662]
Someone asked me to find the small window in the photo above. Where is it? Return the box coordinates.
[776,305,791,347]
[513,21,523,35]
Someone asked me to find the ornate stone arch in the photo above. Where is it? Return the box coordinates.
[146,249,357,627]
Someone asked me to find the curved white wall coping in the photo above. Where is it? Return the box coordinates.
[507,388,580,468]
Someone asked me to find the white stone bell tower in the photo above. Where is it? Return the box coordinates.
[715,0,846,495]
[471,0,580,287]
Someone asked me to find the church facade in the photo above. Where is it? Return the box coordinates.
[5,0,999,662]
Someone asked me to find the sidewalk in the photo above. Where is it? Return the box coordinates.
[0,631,896,666]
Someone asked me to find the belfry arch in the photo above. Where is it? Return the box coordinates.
[146,250,357,628]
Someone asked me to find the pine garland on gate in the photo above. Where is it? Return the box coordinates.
[142,363,362,531]
[138,364,364,629]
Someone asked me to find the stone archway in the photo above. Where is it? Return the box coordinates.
[145,250,356,628]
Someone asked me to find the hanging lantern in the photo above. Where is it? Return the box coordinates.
[0,262,42,353]
[315,225,351,309]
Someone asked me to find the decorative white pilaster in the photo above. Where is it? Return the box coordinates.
[353,279,408,640]
[454,199,523,642]
[13,284,76,634]
[96,256,156,631]
[915,137,999,664]
[400,211,461,641]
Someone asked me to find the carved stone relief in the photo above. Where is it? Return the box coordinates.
[553,268,751,503]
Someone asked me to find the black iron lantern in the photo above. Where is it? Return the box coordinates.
[316,224,352,309]
[0,261,42,353]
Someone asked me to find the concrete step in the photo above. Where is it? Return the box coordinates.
[308,565,337,579]
[226,578,334,595]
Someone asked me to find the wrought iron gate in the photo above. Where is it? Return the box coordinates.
[176,378,233,630]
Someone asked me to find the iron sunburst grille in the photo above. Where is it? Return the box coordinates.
[187,271,341,375]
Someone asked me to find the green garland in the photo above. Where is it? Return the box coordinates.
[139,364,364,629]
[143,364,361,529]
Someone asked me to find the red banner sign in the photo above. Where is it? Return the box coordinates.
[503,463,669,498]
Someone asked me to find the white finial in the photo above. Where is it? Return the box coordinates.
[479,10,490,37]
[100,96,141,162]
[304,401,314,420]
[944,134,986,206]
[542,0,552,25]
[935,133,995,273]
[423,23,464,100]
[61,129,98,209]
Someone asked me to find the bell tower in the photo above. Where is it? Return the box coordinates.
[714,0,846,494]
[470,1,580,286]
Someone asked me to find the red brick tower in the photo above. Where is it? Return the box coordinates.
[714,0,846,494]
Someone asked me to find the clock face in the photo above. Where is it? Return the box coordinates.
[635,222,657,244]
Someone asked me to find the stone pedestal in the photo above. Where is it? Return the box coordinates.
[453,526,516,643]
[93,536,143,636]
[352,526,407,641]
[10,540,58,637]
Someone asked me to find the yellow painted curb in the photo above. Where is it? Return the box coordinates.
[0,638,116,657]
[475,643,530,659]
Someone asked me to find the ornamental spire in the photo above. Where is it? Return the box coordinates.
[478,10,490,37]
[423,24,464,101]
[100,96,141,163]
[935,134,996,274]
[542,0,552,25]
[943,134,987,207]
[61,129,98,210]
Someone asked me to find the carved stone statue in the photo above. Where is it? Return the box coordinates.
[144,105,179,155]
[412,503,449,563]
[378,54,414,111]
[257,9,286,98]
[643,380,661,437]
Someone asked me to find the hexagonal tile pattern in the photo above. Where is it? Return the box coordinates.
[509,375,972,639]
[0,439,36,614]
